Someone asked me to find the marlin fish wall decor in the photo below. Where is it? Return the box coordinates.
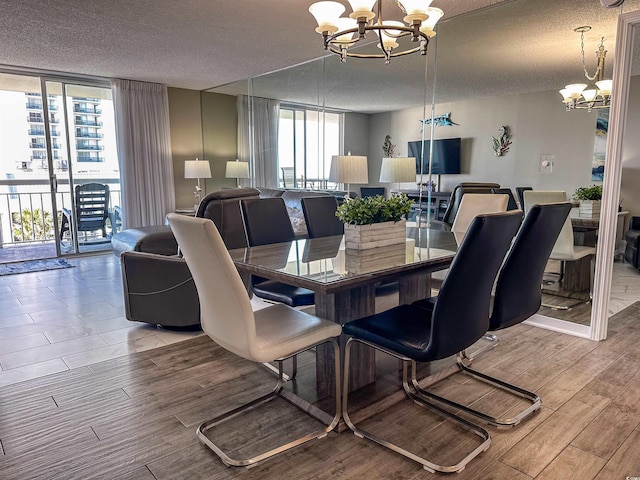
[420,113,460,130]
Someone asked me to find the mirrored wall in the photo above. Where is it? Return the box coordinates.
[202,0,640,338]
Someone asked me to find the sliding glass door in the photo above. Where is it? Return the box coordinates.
[0,71,119,263]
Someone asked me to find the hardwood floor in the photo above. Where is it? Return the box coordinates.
[1,302,639,479]
[0,254,202,387]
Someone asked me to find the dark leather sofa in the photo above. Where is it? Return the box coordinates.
[115,187,348,327]
[624,216,640,271]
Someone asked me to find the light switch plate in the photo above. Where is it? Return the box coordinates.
[539,154,554,173]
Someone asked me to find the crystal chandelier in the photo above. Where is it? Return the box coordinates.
[559,26,613,112]
[308,1,443,64]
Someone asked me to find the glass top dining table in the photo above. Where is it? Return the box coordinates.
[228,225,460,395]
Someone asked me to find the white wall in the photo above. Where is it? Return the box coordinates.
[367,89,605,197]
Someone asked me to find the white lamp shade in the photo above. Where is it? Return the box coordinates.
[375,21,404,50]
[397,0,432,22]
[564,83,587,99]
[347,0,376,20]
[225,160,250,179]
[596,79,613,96]
[309,1,345,33]
[329,154,369,184]
[559,88,573,102]
[582,89,597,102]
[419,7,443,36]
[184,159,212,179]
[334,17,358,44]
[379,157,417,183]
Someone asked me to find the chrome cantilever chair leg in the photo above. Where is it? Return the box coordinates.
[261,355,298,381]
[197,339,340,468]
[410,351,540,428]
[342,338,491,474]
[464,333,499,362]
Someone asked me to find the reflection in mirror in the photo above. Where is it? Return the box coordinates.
[609,22,640,321]
[203,0,640,334]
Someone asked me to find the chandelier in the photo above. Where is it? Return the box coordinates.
[308,1,443,64]
[559,26,613,112]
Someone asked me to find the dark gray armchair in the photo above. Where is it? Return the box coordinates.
[624,216,640,271]
[118,188,261,328]
[120,251,200,328]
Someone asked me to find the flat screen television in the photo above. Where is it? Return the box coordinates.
[408,138,461,174]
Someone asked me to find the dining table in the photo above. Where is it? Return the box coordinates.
[228,224,459,397]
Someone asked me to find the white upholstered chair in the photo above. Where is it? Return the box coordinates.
[451,193,510,235]
[166,213,341,467]
[523,191,596,308]
[431,193,510,289]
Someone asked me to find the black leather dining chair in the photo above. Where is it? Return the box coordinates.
[491,188,519,211]
[441,182,500,227]
[515,186,533,210]
[342,210,522,473]
[301,196,344,238]
[412,202,572,428]
[240,197,315,308]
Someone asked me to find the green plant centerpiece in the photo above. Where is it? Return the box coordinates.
[574,184,602,219]
[573,184,603,201]
[337,194,412,250]
[336,193,412,225]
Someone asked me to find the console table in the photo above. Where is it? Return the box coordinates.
[394,189,451,222]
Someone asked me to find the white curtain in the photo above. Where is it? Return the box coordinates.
[111,79,175,228]
[237,95,280,189]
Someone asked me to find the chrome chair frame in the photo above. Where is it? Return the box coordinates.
[410,350,540,428]
[197,338,341,468]
[342,337,491,474]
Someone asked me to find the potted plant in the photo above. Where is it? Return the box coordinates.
[573,184,603,218]
[336,194,412,249]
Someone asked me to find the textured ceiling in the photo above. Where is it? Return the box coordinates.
[0,0,505,90]
[210,0,640,112]
[1,0,639,112]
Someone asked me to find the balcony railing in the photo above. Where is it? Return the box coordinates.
[0,180,121,247]
[73,106,102,114]
[74,119,103,127]
[28,129,61,136]
[77,156,106,162]
[76,144,104,151]
[75,132,104,139]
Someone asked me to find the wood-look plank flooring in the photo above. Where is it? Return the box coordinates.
[1,302,640,479]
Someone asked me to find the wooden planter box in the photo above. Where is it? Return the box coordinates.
[579,200,601,219]
[345,242,406,274]
[344,219,406,250]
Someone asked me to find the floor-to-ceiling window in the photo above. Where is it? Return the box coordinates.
[278,105,341,189]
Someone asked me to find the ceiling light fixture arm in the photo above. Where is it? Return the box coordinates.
[559,26,612,112]
[578,27,607,81]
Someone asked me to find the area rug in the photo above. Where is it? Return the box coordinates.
[0,258,75,276]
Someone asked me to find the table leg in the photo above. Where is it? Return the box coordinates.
[314,285,376,396]
[563,256,592,292]
[399,270,433,304]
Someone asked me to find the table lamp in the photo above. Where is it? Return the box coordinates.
[184,157,212,209]
[329,152,368,195]
[225,159,250,187]
[379,156,417,193]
